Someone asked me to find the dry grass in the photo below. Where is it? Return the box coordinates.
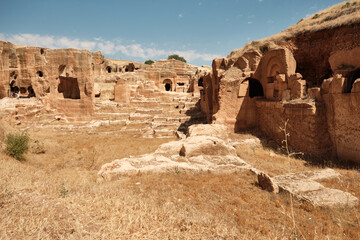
[0,123,359,239]
[227,1,360,60]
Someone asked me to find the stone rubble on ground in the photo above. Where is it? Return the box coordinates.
[97,124,252,182]
[258,168,358,208]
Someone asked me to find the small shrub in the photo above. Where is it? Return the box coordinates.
[5,132,29,160]
[168,54,187,63]
[297,18,303,24]
[342,2,352,9]
[59,182,69,198]
[312,14,319,19]
[145,59,154,65]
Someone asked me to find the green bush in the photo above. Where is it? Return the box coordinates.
[167,54,187,63]
[144,59,154,65]
[5,132,30,160]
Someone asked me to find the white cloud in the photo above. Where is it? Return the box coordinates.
[258,0,263,2]
[248,21,252,24]
[173,50,219,62]
[0,33,220,63]
[178,13,183,19]
[98,41,115,54]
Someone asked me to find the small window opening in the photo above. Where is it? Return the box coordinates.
[177,82,185,86]
[37,71,43,77]
[40,48,45,55]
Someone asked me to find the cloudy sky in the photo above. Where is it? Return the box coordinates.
[0,0,344,66]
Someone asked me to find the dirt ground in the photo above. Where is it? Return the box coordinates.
[0,122,359,239]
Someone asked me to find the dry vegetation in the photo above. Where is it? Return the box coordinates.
[0,120,359,239]
[227,1,360,60]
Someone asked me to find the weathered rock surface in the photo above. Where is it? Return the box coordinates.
[97,124,251,182]
[257,172,279,193]
[260,169,359,208]
[187,124,229,140]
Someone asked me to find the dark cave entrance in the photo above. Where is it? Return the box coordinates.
[346,69,360,93]
[58,76,81,99]
[198,78,204,87]
[243,78,264,98]
[165,83,171,91]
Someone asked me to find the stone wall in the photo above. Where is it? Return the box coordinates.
[256,101,332,156]
[322,73,360,162]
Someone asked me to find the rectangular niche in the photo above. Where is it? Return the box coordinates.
[58,76,80,99]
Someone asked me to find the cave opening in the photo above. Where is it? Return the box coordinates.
[163,79,172,91]
[106,66,112,73]
[37,71,43,77]
[165,83,171,91]
[243,78,264,98]
[198,78,204,87]
[346,69,360,93]
[58,76,81,99]
[9,80,18,96]
[28,86,36,97]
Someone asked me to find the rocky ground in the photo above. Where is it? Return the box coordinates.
[0,103,359,239]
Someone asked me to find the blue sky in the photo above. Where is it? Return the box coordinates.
[0,0,344,66]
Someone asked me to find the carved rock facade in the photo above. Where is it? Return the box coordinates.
[201,24,360,163]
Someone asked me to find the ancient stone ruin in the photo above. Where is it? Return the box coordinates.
[0,40,210,139]
[200,23,360,164]
[0,3,359,169]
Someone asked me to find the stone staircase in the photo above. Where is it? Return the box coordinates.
[92,91,206,138]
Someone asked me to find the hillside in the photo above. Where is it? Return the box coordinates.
[227,1,360,61]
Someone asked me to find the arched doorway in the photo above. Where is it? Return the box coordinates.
[242,78,264,98]
[163,79,172,91]
[346,69,360,93]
